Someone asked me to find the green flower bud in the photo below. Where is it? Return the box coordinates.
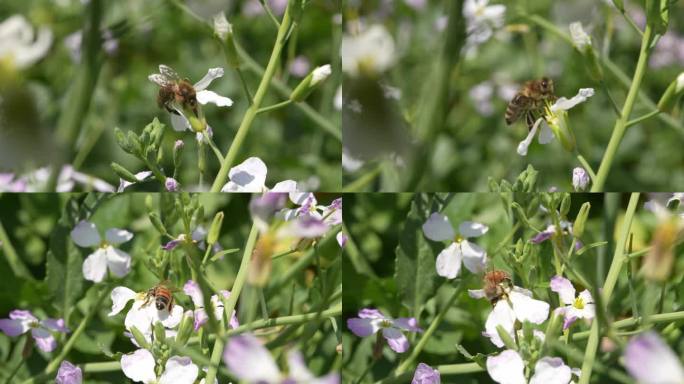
[573,202,591,238]
[175,311,194,346]
[657,73,684,112]
[130,326,151,349]
[153,321,166,343]
[214,13,241,69]
[149,212,169,236]
[207,212,224,246]
[111,162,139,183]
[290,65,332,102]
[559,194,571,217]
[496,324,518,351]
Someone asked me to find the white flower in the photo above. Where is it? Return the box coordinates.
[311,64,332,86]
[487,350,578,384]
[550,276,595,330]
[117,171,152,192]
[569,22,591,51]
[148,65,233,133]
[0,15,53,69]
[572,167,590,191]
[517,88,594,156]
[676,72,684,93]
[624,331,684,384]
[469,286,550,348]
[341,25,395,77]
[70,221,133,282]
[463,0,506,50]
[0,166,114,193]
[213,13,231,41]
[108,286,184,340]
[220,157,298,193]
[422,212,488,279]
[182,280,239,331]
[121,349,198,384]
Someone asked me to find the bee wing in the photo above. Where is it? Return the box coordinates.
[159,65,180,80]
[148,73,175,87]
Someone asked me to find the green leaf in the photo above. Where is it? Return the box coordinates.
[394,194,439,318]
[45,197,86,322]
[208,248,240,263]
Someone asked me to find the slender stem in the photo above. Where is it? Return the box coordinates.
[578,193,640,384]
[271,249,297,260]
[576,154,597,183]
[204,221,259,384]
[235,67,254,105]
[395,286,461,374]
[225,304,341,336]
[256,99,293,114]
[0,220,34,281]
[626,110,660,128]
[343,163,383,192]
[206,135,225,163]
[592,27,653,191]
[82,361,121,372]
[258,0,281,28]
[209,6,293,192]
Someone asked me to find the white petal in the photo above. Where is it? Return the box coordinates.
[484,301,517,348]
[551,88,595,112]
[109,286,137,316]
[125,300,154,336]
[290,192,313,206]
[578,289,593,304]
[223,334,281,382]
[82,249,108,283]
[121,349,157,384]
[105,247,132,278]
[287,350,315,381]
[538,120,555,144]
[459,221,489,238]
[569,22,591,51]
[422,213,455,241]
[460,241,487,273]
[509,289,550,324]
[225,157,268,192]
[157,304,184,328]
[183,280,204,308]
[550,276,576,305]
[105,228,133,245]
[625,331,684,384]
[530,357,572,384]
[159,356,199,384]
[435,242,463,279]
[677,72,684,93]
[271,180,298,192]
[196,90,233,107]
[170,112,191,132]
[193,67,224,91]
[71,221,101,247]
[486,350,526,384]
[517,117,542,156]
[311,64,332,86]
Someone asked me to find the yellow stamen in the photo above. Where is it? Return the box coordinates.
[573,297,584,310]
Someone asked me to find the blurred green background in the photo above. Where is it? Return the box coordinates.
[342,0,684,191]
[0,0,341,190]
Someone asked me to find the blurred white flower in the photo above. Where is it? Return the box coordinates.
[0,15,52,69]
[0,166,114,193]
[677,72,684,93]
[117,171,153,192]
[469,82,495,116]
[463,0,506,50]
[288,56,311,77]
[121,350,198,384]
[342,25,396,77]
[624,331,684,384]
[569,22,591,51]
[487,350,579,384]
[212,12,231,41]
[71,221,133,282]
[221,157,298,193]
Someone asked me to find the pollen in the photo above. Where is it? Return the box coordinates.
[454,235,465,243]
[573,297,585,310]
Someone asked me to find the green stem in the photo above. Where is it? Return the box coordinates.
[204,221,259,384]
[343,163,383,192]
[0,220,34,281]
[578,192,639,384]
[81,361,121,372]
[225,304,341,336]
[625,110,660,128]
[206,135,225,163]
[258,0,281,28]
[235,67,254,105]
[592,25,653,191]
[576,154,597,183]
[209,6,293,192]
[271,249,297,260]
[395,285,461,374]
[256,99,293,114]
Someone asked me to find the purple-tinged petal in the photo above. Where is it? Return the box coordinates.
[550,275,576,305]
[121,348,156,383]
[382,327,409,353]
[223,334,281,382]
[531,229,553,244]
[393,317,423,333]
[193,308,208,331]
[70,221,101,247]
[624,332,684,384]
[105,228,133,245]
[183,280,204,308]
[562,315,578,330]
[346,318,379,337]
[459,221,489,238]
[412,363,440,384]
[357,308,385,319]
[0,318,28,336]
[486,350,526,384]
[336,232,347,247]
[162,237,184,251]
[159,356,199,384]
[422,213,455,242]
[56,360,82,384]
[32,328,57,352]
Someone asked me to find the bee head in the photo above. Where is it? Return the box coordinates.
[540,77,554,94]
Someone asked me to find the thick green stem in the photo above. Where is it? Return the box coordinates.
[209,6,293,192]
[578,193,639,384]
[395,286,461,374]
[203,221,259,384]
[591,26,653,191]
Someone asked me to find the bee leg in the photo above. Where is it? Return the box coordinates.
[526,111,536,131]
[168,296,174,313]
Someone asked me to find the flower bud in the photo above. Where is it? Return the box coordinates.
[573,202,591,238]
[214,13,240,68]
[111,162,139,183]
[153,321,166,343]
[175,311,195,345]
[496,325,518,351]
[560,193,571,217]
[572,167,590,191]
[207,212,224,246]
[570,22,602,81]
[642,217,678,282]
[173,139,184,167]
[165,177,180,192]
[657,73,684,112]
[148,212,169,236]
[130,326,151,349]
[290,64,332,102]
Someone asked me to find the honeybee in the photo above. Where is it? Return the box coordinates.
[505,77,556,130]
[142,281,176,312]
[150,65,199,117]
[482,270,512,305]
